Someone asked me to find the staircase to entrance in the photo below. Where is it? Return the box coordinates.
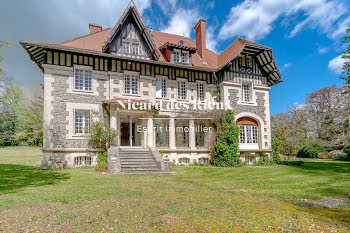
[108,147,172,174]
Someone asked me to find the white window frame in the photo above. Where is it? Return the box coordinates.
[181,51,189,63]
[177,80,187,100]
[239,125,259,144]
[124,73,139,95]
[173,49,180,63]
[196,83,205,101]
[74,69,92,91]
[156,77,167,98]
[74,109,90,135]
[242,83,253,103]
[123,42,130,54]
[131,43,140,55]
[74,156,92,167]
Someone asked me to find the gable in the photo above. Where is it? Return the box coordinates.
[109,15,153,59]
[103,1,160,60]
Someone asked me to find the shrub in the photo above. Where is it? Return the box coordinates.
[254,155,276,166]
[332,152,349,161]
[95,152,108,172]
[88,112,117,151]
[212,110,242,167]
[297,144,326,158]
[343,145,350,156]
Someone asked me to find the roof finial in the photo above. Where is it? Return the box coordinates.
[129,0,135,7]
[237,34,240,39]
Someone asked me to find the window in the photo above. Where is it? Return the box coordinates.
[74,156,92,167]
[199,158,209,164]
[75,69,92,91]
[195,122,205,147]
[124,74,139,95]
[182,51,189,63]
[177,81,187,100]
[179,40,184,46]
[174,50,180,63]
[131,43,139,55]
[155,119,169,147]
[239,125,258,144]
[122,42,130,54]
[179,157,190,165]
[197,83,205,101]
[242,83,252,102]
[175,119,189,147]
[74,110,90,134]
[156,77,167,98]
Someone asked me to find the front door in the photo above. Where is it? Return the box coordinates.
[120,116,143,147]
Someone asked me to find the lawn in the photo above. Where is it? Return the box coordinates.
[0,147,350,232]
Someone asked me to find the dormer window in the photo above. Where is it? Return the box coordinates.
[173,49,189,64]
[179,40,184,46]
[174,50,180,63]
[182,51,189,63]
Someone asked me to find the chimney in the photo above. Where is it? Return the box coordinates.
[89,23,102,34]
[194,19,207,61]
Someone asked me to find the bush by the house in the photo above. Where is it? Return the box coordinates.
[212,110,242,167]
[332,152,349,161]
[253,155,276,166]
[343,145,350,156]
[95,152,108,172]
[297,144,326,158]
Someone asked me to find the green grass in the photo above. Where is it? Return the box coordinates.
[1,147,350,232]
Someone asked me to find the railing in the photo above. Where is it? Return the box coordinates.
[222,71,268,87]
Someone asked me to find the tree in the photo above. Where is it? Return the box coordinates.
[0,83,23,146]
[212,110,242,167]
[0,38,11,72]
[15,84,44,146]
[341,29,350,93]
[88,112,117,151]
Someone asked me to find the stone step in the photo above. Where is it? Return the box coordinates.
[121,168,162,173]
[119,156,154,159]
[122,163,158,169]
[121,161,157,165]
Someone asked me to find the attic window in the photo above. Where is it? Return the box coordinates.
[179,40,184,46]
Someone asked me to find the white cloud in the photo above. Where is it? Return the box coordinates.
[218,0,350,41]
[161,8,198,37]
[206,26,218,53]
[317,47,329,54]
[281,62,292,72]
[328,55,346,74]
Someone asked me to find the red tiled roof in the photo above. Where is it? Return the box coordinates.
[47,27,270,71]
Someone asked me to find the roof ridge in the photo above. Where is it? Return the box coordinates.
[60,27,112,45]
[151,30,219,56]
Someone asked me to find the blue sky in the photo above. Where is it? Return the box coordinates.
[0,0,349,114]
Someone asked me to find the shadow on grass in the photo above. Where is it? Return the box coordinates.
[296,159,350,174]
[0,164,70,193]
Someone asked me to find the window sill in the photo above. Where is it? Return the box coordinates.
[123,93,141,97]
[156,97,169,100]
[176,99,189,102]
[240,101,255,105]
[73,89,94,94]
[72,134,89,138]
